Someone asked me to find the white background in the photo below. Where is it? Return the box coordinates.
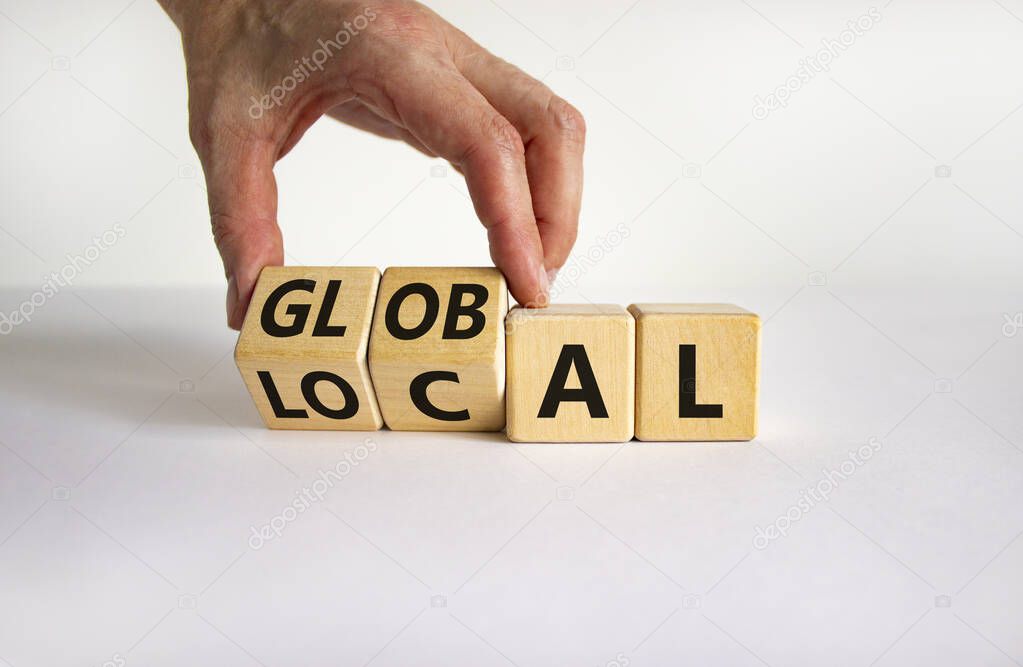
[1,0,1023,665]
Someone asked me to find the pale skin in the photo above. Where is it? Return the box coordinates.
[156,0,585,329]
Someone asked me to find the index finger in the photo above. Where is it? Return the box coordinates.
[453,46,586,278]
[360,58,549,305]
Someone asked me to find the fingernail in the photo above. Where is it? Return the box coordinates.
[226,274,239,328]
[536,263,550,307]
[546,268,559,287]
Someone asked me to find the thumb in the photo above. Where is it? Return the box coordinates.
[201,138,283,329]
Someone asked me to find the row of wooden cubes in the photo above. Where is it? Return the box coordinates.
[235,267,760,442]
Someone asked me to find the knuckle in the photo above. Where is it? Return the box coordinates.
[188,119,215,156]
[187,100,234,157]
[187,104,216,155]
[189,116,234,165]
[210,210,282,258]
[209,211,240,249]
[360,1,437,43]
[188,101,268,164]
[546,97,586,142]
[482,115,526,157]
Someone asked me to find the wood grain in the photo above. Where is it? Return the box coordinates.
[506,304,635,443]
[629,303,760,441]
[368,267,507,431]
[235,266,383,430]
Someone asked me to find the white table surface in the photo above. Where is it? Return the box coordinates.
[1,284,1021,667]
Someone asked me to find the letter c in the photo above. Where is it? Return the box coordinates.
[410,371,470,421]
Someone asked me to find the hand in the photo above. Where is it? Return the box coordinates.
[158,0,586,328]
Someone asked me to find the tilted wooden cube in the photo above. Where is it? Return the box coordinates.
[368,267,507,431]
[628,304,760,441]
[506,304,635,442]
[235,267,383,430]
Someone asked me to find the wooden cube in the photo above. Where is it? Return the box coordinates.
[628,304,760,441]
[368,267,507,431]
[506,304,635,442]
[235,267,383,430]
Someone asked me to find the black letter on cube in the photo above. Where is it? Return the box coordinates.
[538,345,609,419]
[679,344,723,418]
